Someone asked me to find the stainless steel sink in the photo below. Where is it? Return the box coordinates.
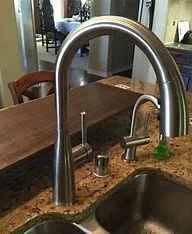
[95,172,192,234]
[24,220,86,234]
[22,172,192,234]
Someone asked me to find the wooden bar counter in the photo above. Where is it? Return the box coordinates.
[0,81,140,171]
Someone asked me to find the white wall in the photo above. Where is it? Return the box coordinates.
[88,0,113,77]
[110,0,140,74]
[132,0,169,84]
[51,0,64,21]
[0,0,23,107]
[153,0,169,42]
[164,0,192,43]
[88,0,140,77]
[15,0,38,73]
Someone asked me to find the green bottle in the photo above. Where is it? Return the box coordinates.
[153,136,169,160]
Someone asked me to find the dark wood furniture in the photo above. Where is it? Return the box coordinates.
[80,0,91,23]
[8,71,54,105]
[80,0,91,57]
[0,82,140,172]
[33,0,42,34]
[40,0,65,54]
[167,46,192,92]
[66,0,91,56]
[67,0,82,18]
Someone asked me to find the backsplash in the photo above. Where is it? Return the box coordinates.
[164,0,192,43]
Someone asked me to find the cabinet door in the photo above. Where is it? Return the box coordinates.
[171,51,192,67]
[179,65,192,92]
[168,48,192,92]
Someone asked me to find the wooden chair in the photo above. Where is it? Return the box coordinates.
[40,0,65,54]
[8,71,54,105]
[80,0,91,57]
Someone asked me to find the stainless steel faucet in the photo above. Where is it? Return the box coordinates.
[122,95,160,162]
[53,16,188,205]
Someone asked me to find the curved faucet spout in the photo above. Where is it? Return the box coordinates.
[54,16,188,205]
[130,94,160,137]
[122,94,161,162]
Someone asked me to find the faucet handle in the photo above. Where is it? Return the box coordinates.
[121,135,150,162]
[81,111,87,146]
[121,135,150,149]
[72,111,92,166]
[94,154,109,178]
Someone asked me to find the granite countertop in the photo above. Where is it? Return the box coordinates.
[165,42,192,53]
[1,76,192,233]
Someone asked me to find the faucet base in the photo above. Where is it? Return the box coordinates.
[73,143,93,166]
[121,135,150,162]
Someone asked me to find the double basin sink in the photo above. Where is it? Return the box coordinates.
[24,171,192,234]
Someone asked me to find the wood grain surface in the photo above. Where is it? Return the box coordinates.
[0,82,140,171]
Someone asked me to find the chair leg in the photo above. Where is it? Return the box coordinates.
[46,35,49,52]
[55,40,57,55]
[42,33,44,46]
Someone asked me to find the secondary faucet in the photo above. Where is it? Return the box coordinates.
[53,16,188,205]
[121,95,160,162]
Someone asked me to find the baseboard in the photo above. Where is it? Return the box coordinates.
[88,68,113,77]
[111,65,132,75]
[88,65,132,78]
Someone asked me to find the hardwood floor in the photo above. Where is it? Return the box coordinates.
[36,60,131,98]
[38,60,103,88]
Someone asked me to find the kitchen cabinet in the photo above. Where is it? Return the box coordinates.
[167,44,192,92]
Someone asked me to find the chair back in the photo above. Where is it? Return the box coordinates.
[8,71,54,105]
[41,0,56,33]
[80,0,91,23]
[68,0,82,18]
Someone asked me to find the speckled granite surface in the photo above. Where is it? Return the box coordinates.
[1,76,192,233]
